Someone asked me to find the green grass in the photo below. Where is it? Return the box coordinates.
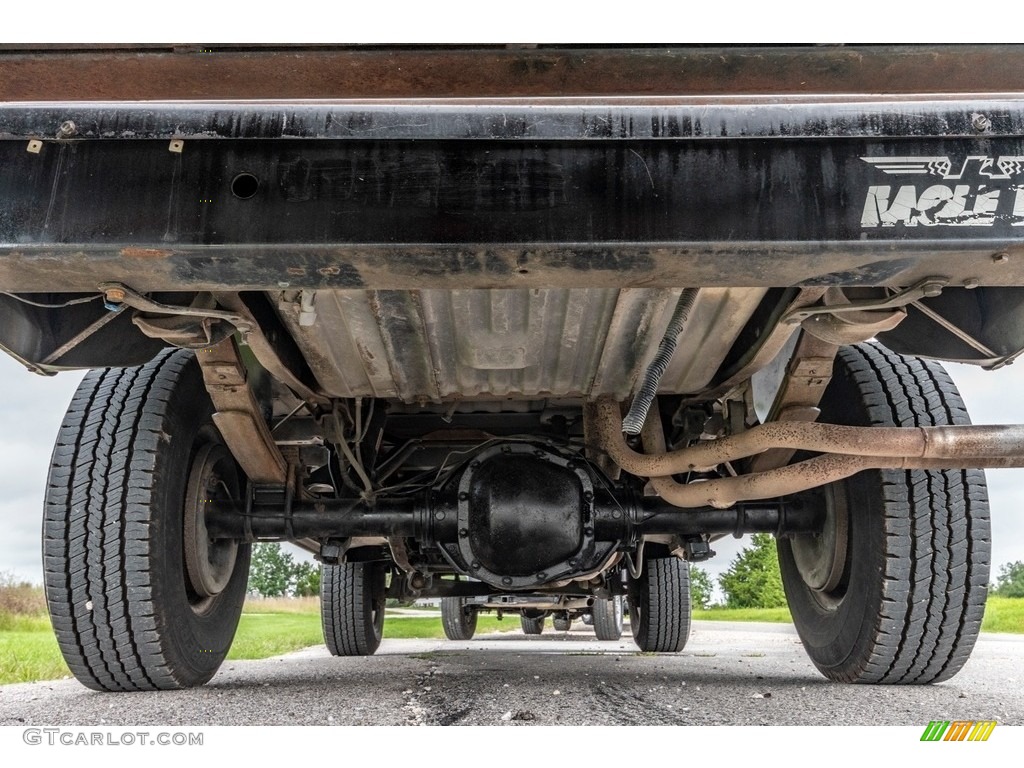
[0,627,70,684]
[0,606,521,679]
[227,613,326,660]
[381,615,508,639]
[694,606,794,623]
[426,600,1024,635]
[1,598,1021,685]
[230,612,513,657]
[982,596,1024,634]
[0,613,52,633]
[692,597,1023,634]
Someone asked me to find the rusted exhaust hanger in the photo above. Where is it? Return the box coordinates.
[589,397,1024,509]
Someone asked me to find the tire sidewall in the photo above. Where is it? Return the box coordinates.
[150,356,250,686]
[778,468,885,673]
[627,569,651,647]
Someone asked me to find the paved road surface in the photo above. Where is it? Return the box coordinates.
[1,622,1021,726]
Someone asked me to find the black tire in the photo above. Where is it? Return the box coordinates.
[627,557,691,652]
[321,562,387,656]
[43,349,251,691]
[592,596,624,641]
[520,612,545,635]
[441,597,478,640]
[778,343,991,684]
[552,614,572,632]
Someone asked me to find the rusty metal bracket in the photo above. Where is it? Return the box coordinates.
[748,332,838,473]
[197,337,288,485]
[37,304,127,366]
[780,278,948,325]
[99,282,254,336]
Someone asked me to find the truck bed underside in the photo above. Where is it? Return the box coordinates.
[5,87,1024,381]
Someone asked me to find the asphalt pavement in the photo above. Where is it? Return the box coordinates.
[1,621,1021,726]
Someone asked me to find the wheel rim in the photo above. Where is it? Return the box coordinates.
[790,482,849,608]
[629,590,644,641]
[183,443,241,613]
[372,597,384,638]
[370,566,387,641]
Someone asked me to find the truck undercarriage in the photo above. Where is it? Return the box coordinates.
[2,44,1023,690]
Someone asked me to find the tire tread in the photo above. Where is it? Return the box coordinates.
[43,349,195,691]
[441,597,478,640]
[805,344,990,684]
[321,563,384,656]
[630,557,691,652]
[591,596,622,641]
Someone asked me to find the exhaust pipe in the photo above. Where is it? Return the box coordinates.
[590,396,1024,508]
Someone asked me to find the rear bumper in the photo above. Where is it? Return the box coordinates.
[2,96,1024,291]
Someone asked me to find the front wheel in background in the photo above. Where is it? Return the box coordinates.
[42,349,251,691]
[778,344,991,684]
[627,557,691,652]
[592,596,624,641]
[520,612,546,635]
[552,614,573,632]
[441,597,478,640]
[321,561,387,656]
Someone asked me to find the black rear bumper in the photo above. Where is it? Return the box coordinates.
[2,97,1024,291]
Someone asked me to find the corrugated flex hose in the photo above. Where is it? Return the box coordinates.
[621,288,700,435]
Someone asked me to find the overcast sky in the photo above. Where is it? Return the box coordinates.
[1,351,1021,593]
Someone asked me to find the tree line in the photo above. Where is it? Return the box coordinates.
[690,534,1024,609]
[246,539,1024,605]
[247,543,321,597]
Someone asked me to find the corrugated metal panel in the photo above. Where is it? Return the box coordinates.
[276,287,767,402]
[661,287,771,394]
